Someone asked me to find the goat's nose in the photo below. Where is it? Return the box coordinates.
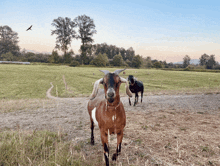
[108,91,114,98]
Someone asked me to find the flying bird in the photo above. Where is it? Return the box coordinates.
[26,25,32,31]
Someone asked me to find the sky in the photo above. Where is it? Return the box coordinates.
[1,0,220,62]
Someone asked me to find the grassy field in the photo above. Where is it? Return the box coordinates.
[0,64,220,166]
[0,64,220,99]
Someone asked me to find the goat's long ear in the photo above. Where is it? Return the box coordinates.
[120,77,132,97]
[114,68,126,75]
[90,78,104,100]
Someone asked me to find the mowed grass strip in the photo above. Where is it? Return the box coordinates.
[0,64,220,99]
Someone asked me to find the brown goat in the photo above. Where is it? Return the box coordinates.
[87,69,132,166]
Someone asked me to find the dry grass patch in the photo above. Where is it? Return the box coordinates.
[69,110,220,165]
[122,110,220,165]
[0,99,56,113]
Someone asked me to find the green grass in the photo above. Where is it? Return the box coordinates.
[0,64,220,99]
[0,130,95,166]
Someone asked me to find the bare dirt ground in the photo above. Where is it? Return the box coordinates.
[0,84,220,165]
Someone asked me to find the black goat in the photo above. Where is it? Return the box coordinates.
[127,75,144,106]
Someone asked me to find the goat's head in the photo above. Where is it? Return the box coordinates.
[127,75,136,86]
[90,69,132,103]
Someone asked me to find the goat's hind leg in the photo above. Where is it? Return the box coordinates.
[141,90,143,103]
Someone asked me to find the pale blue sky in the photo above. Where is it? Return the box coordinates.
[1,0,220,62]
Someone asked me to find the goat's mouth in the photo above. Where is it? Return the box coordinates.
[107,97,115,103]
[129,82,134,86]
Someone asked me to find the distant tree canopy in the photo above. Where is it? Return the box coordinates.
[0,25,20,59]
[153,61,162,68]
[112,54,124,66]
[2,24,219,70]
[74,15,97,46]
[51,15,96,65]
[90,53,109,67]
[206,55,216,69]
[183,55,191,68]
[131,55,142,68]
[51,17,76,56]
[199,53,209,66]
[1,52,14,61]
[49,50,60,63]
[91,43,135,61]
[144,56,153,68]
[199,54,216,69]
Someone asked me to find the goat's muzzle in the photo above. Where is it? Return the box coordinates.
[129,81,134,86]
[107,88,115,103]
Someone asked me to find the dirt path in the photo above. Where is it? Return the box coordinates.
[1,83,220,137]
[0,84,220,165]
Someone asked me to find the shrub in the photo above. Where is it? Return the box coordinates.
[69,60,80,67]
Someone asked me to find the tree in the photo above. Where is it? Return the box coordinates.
[183,55,191,68]
[206,54,216,69]
[49,50,60,63]
[91,53,109,67]
[145,56,153,68]
[74,15,97,46]
[126,47,135,61]
[51,17,76,56]
[0,52,14,61]
[0,25,20,57]
[153,61,162,68]
[131,55,142,68]
[199,53,209,66]
[199,54,216,69]
[112,54,123,66]
[63,49,74,63]
[74,15,96,64]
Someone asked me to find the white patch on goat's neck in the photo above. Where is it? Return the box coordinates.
[92,107,98,126]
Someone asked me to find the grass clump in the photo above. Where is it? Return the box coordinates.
[0,130,88,166]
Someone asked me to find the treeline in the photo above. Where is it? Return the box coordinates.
[0,24,219,69]
[182,54,220,70]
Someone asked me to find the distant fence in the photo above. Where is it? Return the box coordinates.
[0,61,30,65]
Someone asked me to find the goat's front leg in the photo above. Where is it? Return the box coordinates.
[128,97,131,106]
[90,120,94,145]
[101,131,109,166]
[134,93,138,106]
[112,130,123,161]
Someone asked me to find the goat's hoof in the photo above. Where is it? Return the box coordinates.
[91,140,94,145]
[112,153,117,161]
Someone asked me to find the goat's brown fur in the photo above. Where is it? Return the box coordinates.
[88,70,131,166]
